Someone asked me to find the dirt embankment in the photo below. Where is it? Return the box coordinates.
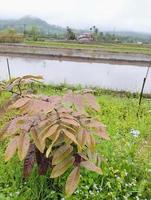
[0,43,151,66]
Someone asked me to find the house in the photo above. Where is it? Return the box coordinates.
[137,41,143,45]
[77,33,93,43]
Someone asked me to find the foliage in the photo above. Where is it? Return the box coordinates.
[66,27,76,40]
[0,81,6,93]
[0,28,23,43]
[90,26,102,42]
[28,26,39,41]
[0,76,109,197]
[1,16,151,43]
[0,84,151,199]
[0,16,66,35]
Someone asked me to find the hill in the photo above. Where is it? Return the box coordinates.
[0,16,151,42]
[0,16,66,34]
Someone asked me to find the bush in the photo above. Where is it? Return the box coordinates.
[0,29,23,43]
[0,75,109,197]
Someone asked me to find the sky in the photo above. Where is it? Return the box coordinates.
[0,0,150,33]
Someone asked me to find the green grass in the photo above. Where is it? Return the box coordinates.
[0,86,151,200]
[25,40,151,55]
[0,92,11,105]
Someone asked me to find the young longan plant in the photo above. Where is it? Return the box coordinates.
[0,75,110,197]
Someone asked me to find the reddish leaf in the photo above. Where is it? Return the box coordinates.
[63,129,81,148]
[5,136,19,161]
[23,144,35,177]
[9,97,30,109]
[95,127,110,140]
[40,124,59,141]
[17,132,30,161]
[77,130,86,147]
[50,156,74,178]
[19,99,54,115]
[65,166,80,196]
[46,131,60,158]
[52,144,73,165]
[84,93,100,111]
[3,115,35,138]
[80,160,102,174]
[31,128,45,153]
[61,118,80,128]
[83,129,95,152]
[35,148,50,175]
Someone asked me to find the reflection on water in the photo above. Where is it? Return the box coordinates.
[0,55,151,93]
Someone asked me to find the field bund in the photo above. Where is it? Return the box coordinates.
[0,43,151,65]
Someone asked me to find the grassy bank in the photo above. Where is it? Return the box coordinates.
[0,86,151,199]
[25,40,151,55]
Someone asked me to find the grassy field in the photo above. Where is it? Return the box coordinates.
[25,40,151,55]
[0,86,151,200]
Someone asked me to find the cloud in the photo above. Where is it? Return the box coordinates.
[0,0,150,32]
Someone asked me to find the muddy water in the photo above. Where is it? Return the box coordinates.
[0,55,151,93]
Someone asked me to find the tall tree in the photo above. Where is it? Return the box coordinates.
[66,26,76,40]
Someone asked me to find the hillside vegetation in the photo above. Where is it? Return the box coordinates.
[0,16,65,34]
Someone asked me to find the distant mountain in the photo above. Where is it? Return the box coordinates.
[0,16,66,34]
[0,16,151,42]
[105,31,151,41]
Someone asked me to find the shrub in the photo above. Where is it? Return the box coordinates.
[0,75,109,197]
[0,29,23,43]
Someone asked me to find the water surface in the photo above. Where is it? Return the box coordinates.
[0,56,151,93]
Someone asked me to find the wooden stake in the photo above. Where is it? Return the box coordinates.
[139,66,150,106]
[137,65,150,117]
[6,58,11,81]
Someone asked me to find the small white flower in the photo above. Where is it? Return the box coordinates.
[123,196,128,200]
[93,183,97,189]
[15,191,20,195]
[85,185,89,189]
[89,190,94,195]
[130,129,140,137]
[125,172,128,176]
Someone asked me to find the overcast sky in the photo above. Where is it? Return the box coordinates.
[0,0,150,33]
